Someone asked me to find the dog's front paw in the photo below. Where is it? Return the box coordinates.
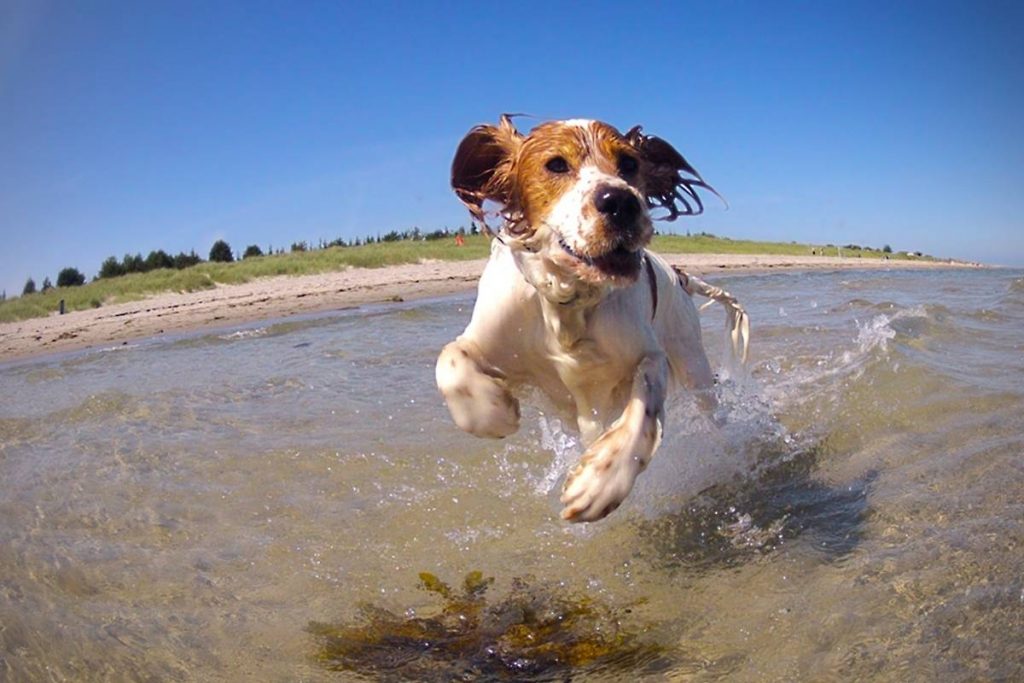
[559,427,643,523]
[436,342,520,439]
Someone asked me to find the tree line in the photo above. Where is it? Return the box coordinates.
[14,225,478,298]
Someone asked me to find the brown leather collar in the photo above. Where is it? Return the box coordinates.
[644,255,658,320]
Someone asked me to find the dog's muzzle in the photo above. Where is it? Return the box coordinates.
[551,184,650,283]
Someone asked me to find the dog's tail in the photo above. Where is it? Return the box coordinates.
[672,266,750,365]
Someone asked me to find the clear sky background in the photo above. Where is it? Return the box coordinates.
[2,1,1022,296]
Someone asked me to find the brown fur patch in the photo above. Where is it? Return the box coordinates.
[450,115,523,230]
[514,122,587,228]
[514,121,644,234]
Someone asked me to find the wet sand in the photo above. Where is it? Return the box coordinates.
[0,253,982,362]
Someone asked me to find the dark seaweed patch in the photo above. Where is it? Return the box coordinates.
[308,571,667,681]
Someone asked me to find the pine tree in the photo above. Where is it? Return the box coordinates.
[209,240,234,263]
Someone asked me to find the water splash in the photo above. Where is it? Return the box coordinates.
[533,416,581,497]
[629,375,790,519]
[524,367,789,524]
[850,313,897,357]
[763,304,934,411]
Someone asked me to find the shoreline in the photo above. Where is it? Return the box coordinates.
[0,254,985,363]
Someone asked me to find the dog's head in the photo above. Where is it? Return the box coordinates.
[452,116,716,286]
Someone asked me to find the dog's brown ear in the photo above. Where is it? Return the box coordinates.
[451,115,522,231]
[626,125,723,220]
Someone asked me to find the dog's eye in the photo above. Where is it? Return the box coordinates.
[618,155,639,176]
[545,157,570,174]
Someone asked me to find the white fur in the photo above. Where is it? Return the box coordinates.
[437,121,749,523]
[436,240,746,522]
[562,118,595,129]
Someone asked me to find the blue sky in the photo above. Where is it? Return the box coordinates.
[2,1,1022,296]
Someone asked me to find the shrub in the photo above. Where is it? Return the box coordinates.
[291,241,308,253]
[883,244,892,254]
[41,277,53,291]
[56,268,86,287]
[243,244,264,259]
[22,277,36,295]
[209,240,234,263]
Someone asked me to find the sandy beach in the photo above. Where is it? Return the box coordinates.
[0,253,982,363]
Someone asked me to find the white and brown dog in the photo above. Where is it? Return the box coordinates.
[436,116,749,522]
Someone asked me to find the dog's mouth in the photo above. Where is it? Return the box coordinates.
[557,236,642,280]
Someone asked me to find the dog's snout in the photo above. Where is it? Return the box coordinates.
[594,185,641,226]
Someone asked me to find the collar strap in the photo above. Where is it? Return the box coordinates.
[644,255,658,321]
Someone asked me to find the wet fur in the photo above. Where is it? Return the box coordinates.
[438,116,746,522]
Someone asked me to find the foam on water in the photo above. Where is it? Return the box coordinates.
[216,327,269,341]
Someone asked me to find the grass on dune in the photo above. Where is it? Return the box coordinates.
[0,238,491,323]
[650,233,922,258]
[0,233,929,324]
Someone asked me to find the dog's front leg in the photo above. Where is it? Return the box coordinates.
[436,338,521,439]
[560,352,667,522]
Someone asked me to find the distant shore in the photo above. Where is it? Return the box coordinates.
[0,253,984,363]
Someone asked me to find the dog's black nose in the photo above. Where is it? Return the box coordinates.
[594,185,641,226]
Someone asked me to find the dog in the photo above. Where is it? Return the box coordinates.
[436,116,749,522]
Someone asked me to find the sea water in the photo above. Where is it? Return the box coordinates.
[1,267,1022,680]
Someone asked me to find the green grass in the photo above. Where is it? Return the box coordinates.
[0,238,491,323]
[0,233,934,324]
[651,233,926,260]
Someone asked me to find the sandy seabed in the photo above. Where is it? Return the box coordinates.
[0,253,982,363]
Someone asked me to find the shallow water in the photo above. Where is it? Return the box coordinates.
[1,268,1022,681]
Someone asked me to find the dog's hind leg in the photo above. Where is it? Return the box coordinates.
[674,267,750,367]
[656,278,718,415]
[665,267,750,416]
[436,338,521,439]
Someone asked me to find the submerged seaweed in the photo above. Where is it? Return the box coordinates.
[308,571,666,681]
